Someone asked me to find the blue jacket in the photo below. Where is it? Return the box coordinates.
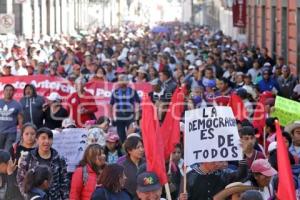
[257,78,280,93]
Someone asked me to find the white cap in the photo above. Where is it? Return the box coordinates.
[62,118,76,128]
[188,65,196,70]
[47,92,61,101]
[163,47,171,53]
[127,133,141,139]
[195,60,203,66]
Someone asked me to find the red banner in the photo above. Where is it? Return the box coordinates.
[0,75,152,118]
[232,0,247,28]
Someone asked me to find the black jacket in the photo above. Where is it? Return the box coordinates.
[186,160,248,200]
[17,148,69,200]
[20,84,45,128]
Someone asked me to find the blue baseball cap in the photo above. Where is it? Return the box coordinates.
[137,172,161,192]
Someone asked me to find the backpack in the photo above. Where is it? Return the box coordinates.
[82,165,88,186]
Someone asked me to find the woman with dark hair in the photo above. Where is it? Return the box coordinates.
[10,123,37,162]
[91,66,107,82]
[91,164,131,200]
[8,123,37,200]
[69,144,106,200]
[24,165,52,200]
[119,136,145,199]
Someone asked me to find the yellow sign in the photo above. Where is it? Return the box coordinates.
[271,96,300,126]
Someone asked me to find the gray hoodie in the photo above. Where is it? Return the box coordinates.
[19,84,45,128]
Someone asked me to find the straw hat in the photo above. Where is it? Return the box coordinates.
[213,182,257,200]
[284,121,300,134]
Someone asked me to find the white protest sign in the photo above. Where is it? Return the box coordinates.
[53,128,88,172]
[184,106,243,166]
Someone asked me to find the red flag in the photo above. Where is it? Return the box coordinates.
[252,95,267,140]
[159,86,186,159]
[141,94,168,185]
[228,93,247,121]
[253,92,274,142]
[275,121,296,200]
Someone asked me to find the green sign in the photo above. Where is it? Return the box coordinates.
[271,96,300,126]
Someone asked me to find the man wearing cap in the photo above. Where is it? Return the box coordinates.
[287,121,300,162]
[136,171,165,200]
[257,69,280,93]
[67,77,98,127]
[43,92,69,129]
[110,74,140,143]
[0,84,23,150]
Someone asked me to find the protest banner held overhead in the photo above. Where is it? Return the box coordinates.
[52,128,88,172]
[0,75,152,118]
[184,106,243,166]
[271,96,300,126]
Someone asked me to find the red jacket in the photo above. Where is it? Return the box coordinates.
[67,91,98,127]
[70,164,98,200]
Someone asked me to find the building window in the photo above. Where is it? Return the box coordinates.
[261,6,266,48]
[271,6,276,59]
[297,8,300,73]
[0,1,7,13]
[248,5,252,45]
[254,5,257,46]
[282,7,288,60]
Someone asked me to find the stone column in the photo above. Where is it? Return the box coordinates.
[68,0,76,34]
[33,0,40,38]
[61,0,67,34]
[41,0,47,36]
[22,0,33,38]
[55,0,61,34]
[49,0,55,36]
